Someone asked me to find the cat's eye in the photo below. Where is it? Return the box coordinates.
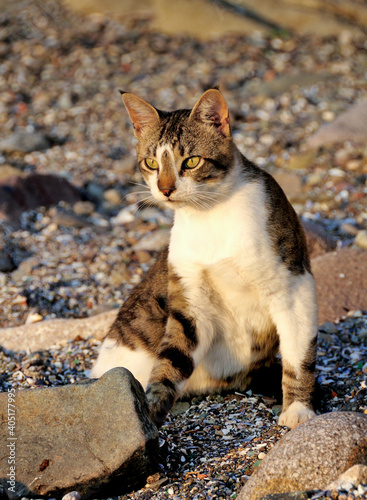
[184,156,200,169]
[145,158,159,170]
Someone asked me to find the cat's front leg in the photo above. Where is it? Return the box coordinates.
[269,273,318,428]
[146,311,198,426]
[146,268,200,427]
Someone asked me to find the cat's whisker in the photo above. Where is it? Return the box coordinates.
[132,196,157,214]
[128,181,148,189]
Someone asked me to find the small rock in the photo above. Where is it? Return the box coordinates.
[104,188,122,206]
[0,368,159,498]
[302,219,336,258]
[238,412,367,500]
[52,211,89,229]
[346,159,362,171]
[133,229,170,252]
[62,492,81,500]
[135,250,152,263]
[0,164,25,181]
[25,313,43,325]
[341,223,359,236]
[329,168,346,178]
[287,151,316,172]
[0,131,51,153]
[58,93,73,110]
[73,201,95,216]
[0,251,14,272]
[171,402,190,416]
[305,172,324,187]
[355,230,367,249]
[0,272,6,286]
[111,206,135,225]
[320,322,338,334]
[11,257,39,281]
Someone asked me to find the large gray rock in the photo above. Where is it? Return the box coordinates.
[239,412,367,500]
[0,368,159,499]
[0,309,118,352]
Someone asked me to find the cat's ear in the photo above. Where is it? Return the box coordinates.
[120,91,160,138]
[189,89,231,138]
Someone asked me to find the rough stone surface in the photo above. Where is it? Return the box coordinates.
[0,368,159,499]
[238,412,367,500]
[326,464,367,491]
[307,99,367,148]
[0,131,51,154]
[0,174,82,225]
[311,248,367,323]
[0,309,118,352]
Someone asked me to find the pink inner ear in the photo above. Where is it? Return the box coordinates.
[191,90,231,137]
[122,94,159,136]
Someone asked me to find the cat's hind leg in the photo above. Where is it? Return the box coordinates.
[89,337,156,388]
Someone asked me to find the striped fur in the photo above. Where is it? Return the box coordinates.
[90,90,318,428]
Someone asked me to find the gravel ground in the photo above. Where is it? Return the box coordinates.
[0,1,367,499]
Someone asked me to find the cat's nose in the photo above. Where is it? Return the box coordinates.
[160,187,176,197]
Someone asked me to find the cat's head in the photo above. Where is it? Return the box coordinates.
[121,89,239,210]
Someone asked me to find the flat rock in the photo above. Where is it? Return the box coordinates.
[307,99,367,148]
[0,174,82,225]
[0,131,51,153]
[311,248,367,323]
[239,412,367,500]
[0,367,159,499]
[0,309,118,352]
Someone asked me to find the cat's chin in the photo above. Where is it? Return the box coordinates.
[162,199,187,209]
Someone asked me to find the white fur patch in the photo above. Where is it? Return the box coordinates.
[89,337,156,388]
[278,401,316,428]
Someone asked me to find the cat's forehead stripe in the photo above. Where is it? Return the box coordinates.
[156,143,175,164]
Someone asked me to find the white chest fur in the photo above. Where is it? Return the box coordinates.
[168,181,281,377]
[169,181,278,285]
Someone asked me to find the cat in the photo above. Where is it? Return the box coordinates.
[90,88,318,429]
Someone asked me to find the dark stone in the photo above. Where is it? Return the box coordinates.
[301,218,337,258]
[0,368,159,499]
[239,412,367,500]
[0,174,82,225]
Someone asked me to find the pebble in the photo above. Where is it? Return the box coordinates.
[62,492,81,500]
[25,313,43,324]
[104,188,122,206]
[355,230,367,249]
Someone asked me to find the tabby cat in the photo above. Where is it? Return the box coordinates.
[91,89,318,429]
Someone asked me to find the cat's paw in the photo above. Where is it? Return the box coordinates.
[278,401,315,428]
[146,381,176,428]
